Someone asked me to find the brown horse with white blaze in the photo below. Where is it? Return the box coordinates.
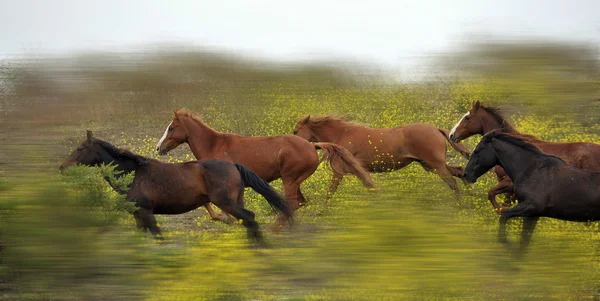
[292,115,471,197]
[156,109,374,226]
[449,100,600,211]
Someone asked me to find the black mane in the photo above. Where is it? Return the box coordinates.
[94,138,158,166]
[490,132,566,163]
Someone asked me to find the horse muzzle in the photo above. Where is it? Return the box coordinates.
[463,173,477,184]
[156,146,170,156]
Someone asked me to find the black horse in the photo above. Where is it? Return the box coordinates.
[464,130,600,254]
[60,131,291,245]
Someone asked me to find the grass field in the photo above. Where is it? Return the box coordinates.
[1,46,600,300]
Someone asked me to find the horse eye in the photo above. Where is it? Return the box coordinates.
[168,127,174,131]
[464,116,470,121]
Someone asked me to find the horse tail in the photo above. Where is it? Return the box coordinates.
[234,163,292,218]
[438,128,471,159]
[313,142,375,189]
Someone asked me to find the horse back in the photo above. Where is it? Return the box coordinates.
[217,134,318,181]
[535,141,600,171]
[128,162,209,212]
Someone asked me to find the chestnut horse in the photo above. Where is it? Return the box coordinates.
[292,115,472,197]
[60,131,291,245]
[464,131,600,255]
[155,109,374,225]
[449,100,600,211]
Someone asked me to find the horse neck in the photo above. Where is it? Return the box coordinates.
[101,150,139,173]
[480,110,519,135]
[310,121,347,144]
[182,116,221,159]
[491,140,539,183]
[98,148,140,194]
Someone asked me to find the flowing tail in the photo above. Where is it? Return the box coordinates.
[235,163,292,219]
[313,142,375,189]
[438,128,471,159]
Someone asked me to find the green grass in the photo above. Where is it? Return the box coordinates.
[1,48,600,300]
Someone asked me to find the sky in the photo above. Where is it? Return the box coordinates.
[1,0,599,71]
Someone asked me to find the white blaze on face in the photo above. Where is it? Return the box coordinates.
[449,111,470,137]
[156,121,172,151]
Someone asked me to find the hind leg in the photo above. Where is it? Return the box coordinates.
[420,161,460,198]
[326,172,343,199]
[446,164,468,185]
[212,197,264,246]
[273,180,302,230]
[298,187,308,206]
[203,203,230,222]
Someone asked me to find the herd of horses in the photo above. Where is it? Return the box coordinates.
[60,100,600,255]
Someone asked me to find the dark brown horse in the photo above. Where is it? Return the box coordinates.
[292,115,471,197]
[155,109,374,226]
[464,131,600,255]
[60,131,291,245]
[449,100,600,211]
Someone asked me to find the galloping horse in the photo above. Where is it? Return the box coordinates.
[292,115,471,197]
[464,131,600,255]
[449,100,600,210]
[155,109,374,225]
[60,131,291,245]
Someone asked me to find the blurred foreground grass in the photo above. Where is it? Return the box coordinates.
[1,40,599,300]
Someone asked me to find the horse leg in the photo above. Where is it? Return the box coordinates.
[488,179,514,212]
[298,187,308,207]
[518,216,540,257]
[421,161,460,198]
[133,211,146,232]
[498,203,534,248]
[137,208,163,240]
[213,197,265,246]
[203,203,229,222]
[274,180,301,231]
[326,172,343,200]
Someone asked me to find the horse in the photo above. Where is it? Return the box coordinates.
[464,130,600,255]
[60,130,292,245]
[292,115,471,197]
[449,100,600,211]
[155,109,374,226]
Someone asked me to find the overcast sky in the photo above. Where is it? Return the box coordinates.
[1,0,599,69]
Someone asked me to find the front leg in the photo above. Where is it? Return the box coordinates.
[137,207,163,240]
[498,202,535,250]
[488,178,515,213]
[518,216,540,257]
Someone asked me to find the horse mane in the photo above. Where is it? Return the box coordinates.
[490,132,565,163]
[176,108,206,124]
[303,114,363,127]
[95,139,158,166]
[479,104,542,142]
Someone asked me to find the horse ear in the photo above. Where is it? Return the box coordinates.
[173,109,179,117]
[86,130,93,140]
[474,100,481,111]
[301,115,311,124]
